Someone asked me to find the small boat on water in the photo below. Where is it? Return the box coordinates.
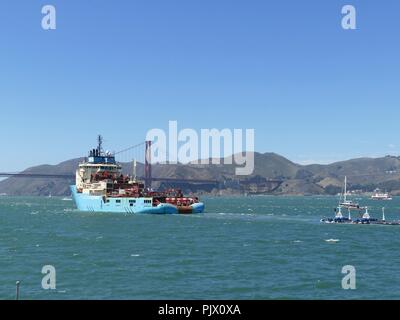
[351,207,378,224]
[320,205,353,224]
[339,176,364,210]
[371,189,393,201]
[321,206,400,225]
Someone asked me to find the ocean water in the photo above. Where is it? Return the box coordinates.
[1,195,400,300]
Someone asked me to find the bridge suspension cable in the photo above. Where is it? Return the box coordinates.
[113,142,146,175]
[113,142,146,156]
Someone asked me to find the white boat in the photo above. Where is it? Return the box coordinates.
[339,176,363,210]
[371,189,392,201]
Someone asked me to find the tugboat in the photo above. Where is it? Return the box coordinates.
[320,205,353,224]
[70,136,205,214]
[321,206,400,226]
[352,207,378,224]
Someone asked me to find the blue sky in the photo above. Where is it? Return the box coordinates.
[0,0,399,171]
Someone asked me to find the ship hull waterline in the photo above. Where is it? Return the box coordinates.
[70,186,205,214]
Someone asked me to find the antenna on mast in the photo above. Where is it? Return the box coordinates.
[97,135,103,156]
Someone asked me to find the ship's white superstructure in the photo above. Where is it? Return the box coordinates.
[371,189,392,201]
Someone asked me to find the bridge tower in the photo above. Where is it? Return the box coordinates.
[145,141,152,189]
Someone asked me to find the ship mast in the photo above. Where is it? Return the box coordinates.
[344,176,347,203]
[132,159,137,182]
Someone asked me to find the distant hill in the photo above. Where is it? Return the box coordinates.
[1,153,400,196]
[0,159,83,196]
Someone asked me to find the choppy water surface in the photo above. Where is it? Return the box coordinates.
[1,195,400,300]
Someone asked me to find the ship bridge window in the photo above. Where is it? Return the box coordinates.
[116,200,121,204]
[129,200,136,204]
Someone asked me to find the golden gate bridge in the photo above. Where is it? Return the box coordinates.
[0,140,220,188]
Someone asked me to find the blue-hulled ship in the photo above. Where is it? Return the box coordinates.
[71,137,205,214]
